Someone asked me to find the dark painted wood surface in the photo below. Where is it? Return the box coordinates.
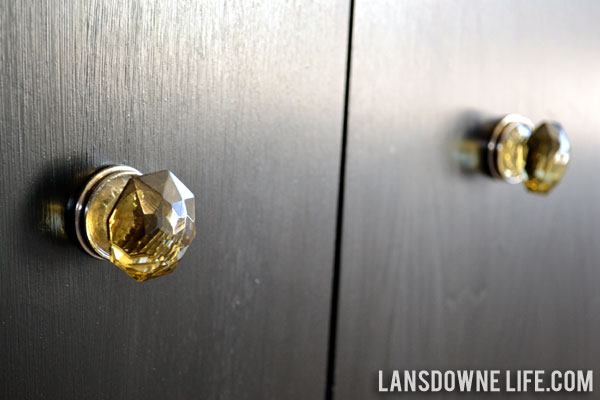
[0,1,348,398]
[335,0,600,398]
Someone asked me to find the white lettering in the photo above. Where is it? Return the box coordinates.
[551,371,562,391]
[390,370,401,392]
[535,370,544,392]
[443,371,455,391]
[457,370,473,392]
[376,369,593,393]
[579,370,593,392]
[522,370,533,392]
[490,370,500,392]
[418,370,430,391]
[506,371,515,392]
[404,370,416,392]
[564,370,575,392]
[431,370,442,392]
[378,370,388,392]
[476,370,488,391]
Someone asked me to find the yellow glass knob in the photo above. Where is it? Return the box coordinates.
[524,123,571,194]
[75,166,196,281]
[488,115,571,194]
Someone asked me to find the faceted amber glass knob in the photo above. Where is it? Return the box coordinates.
[524,123,571,194]
[488,115,571,194]
[75,166,196,281]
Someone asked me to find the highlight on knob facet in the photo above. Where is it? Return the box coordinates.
[108,171,196,281]
[524,123,571,194]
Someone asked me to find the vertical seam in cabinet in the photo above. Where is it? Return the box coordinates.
[325,0,355,399]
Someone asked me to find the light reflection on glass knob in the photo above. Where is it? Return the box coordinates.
[74,165,196,281]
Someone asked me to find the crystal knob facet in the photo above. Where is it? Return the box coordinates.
[75,165,196,281]
[523,123,571,194]
[487,114,571,194]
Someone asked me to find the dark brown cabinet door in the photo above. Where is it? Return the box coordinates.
[334,0,600,398]
[0,1,348,399]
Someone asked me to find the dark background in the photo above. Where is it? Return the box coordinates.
[2,1,600,399]
[0,1,347,399]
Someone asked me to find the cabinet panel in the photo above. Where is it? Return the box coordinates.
[335,0,600,398]
[0,1,348,399]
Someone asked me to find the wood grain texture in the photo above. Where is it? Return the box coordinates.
[0,1,348,399]
[335,0,600,398]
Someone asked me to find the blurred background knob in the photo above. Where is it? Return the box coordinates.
[74,165,196,281]
[487,114,571,194]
